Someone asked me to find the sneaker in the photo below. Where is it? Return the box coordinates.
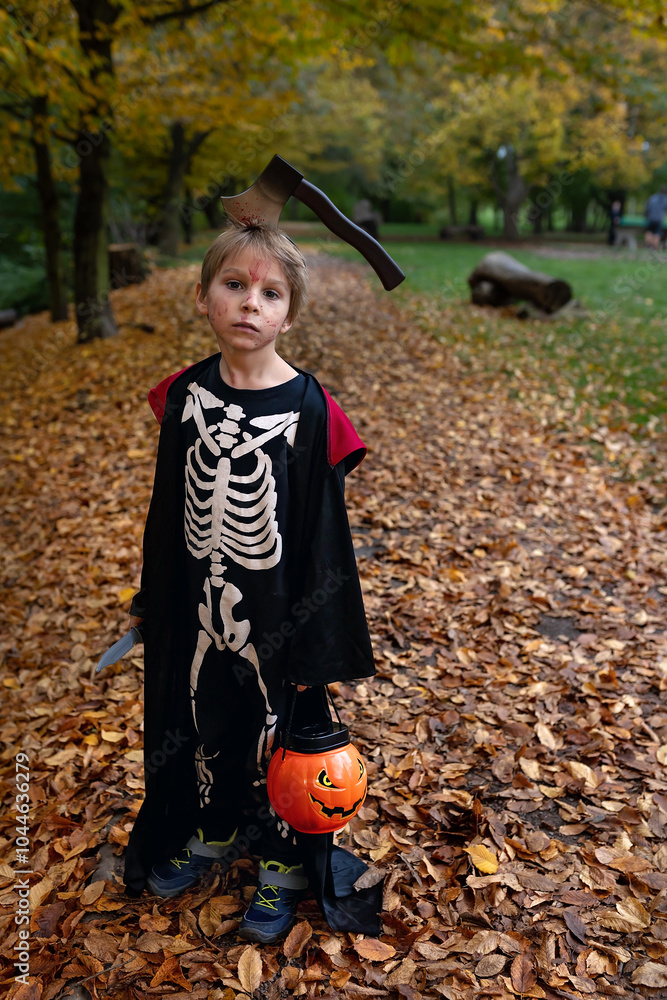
[238,860,308,944]
[147,827,236,898]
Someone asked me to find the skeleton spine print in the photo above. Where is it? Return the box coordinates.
[181,380,301,807]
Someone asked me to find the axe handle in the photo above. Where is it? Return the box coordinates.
[294,180,405,291]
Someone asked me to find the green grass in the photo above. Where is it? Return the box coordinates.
[312,238,667,434]
[156,228,667,434]
[161,231,667,324]
[323,239,667,323]
[380,222,441,238]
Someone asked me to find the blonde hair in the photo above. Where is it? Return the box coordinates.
[200,223,308,324]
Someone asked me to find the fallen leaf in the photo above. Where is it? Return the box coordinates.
[135,931,193,954]
[139,911,171,932]
[476,953,507,977]
[385,958,418,987]
[464,843,499,874]
[565,761,600,790]
[353,867,386,890]
[80,880,105,906]
[535,722,559,749]
[616,897,651,930]
[283,919,312,959]
[100,729,125,742]
[84,930,118,963]
[237,944,263,994]
[354,938,396,961]
[563,909,587,942]
[28,876,53,910]
[511,953,537,993]
[150,954,191,990]
[631,961,667,987]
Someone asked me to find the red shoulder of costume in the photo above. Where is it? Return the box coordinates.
[321,387,367,472]
[148,364,196,425]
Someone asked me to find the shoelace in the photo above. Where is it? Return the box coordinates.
[169,847,193,870]
[255,863,302,911]
[256,883,281,911]
[169,829,232,870]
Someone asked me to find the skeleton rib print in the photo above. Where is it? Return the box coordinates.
[183,382,298,568]
[181,380,301,806]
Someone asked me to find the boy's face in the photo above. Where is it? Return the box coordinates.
[195,247,293,359]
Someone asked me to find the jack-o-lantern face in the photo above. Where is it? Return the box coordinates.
[267,743,367,834]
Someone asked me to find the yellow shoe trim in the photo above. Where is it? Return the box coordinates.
[197,826,237,848]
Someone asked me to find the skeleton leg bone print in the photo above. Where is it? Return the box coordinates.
[182,382,300,806]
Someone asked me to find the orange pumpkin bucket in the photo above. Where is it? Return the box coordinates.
[267,717,367,834]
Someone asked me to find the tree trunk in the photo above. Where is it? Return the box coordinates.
[204,197,224,229]
[468,251,572,313]
[468,200,478,225]
[491,146,527,241]
[72,0,119,342]
[74,132,116,340]
[31,96,68,322]
[502,150,527,240]
[158,122,188,256]
[157,123,212,256]
[571,203,588,232]
[182,188,194,244]
[447,177,457,226]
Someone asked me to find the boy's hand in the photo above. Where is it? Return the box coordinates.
[129,615,144,630]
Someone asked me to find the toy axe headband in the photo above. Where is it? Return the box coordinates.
[220,155,405,291]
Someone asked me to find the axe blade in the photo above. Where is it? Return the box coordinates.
[220,155,303,228]
[220,153,405,291]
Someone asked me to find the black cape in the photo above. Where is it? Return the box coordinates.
[124,356,382,934]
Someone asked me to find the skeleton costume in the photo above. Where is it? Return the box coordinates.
[124,353,382,933]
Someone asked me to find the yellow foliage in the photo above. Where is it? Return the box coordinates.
[464,844,499,874]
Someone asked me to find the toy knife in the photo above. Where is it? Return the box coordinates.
[220,155,405,291]
[95,626,143,674]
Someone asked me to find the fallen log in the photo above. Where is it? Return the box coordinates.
[439,224,485,240]
[0,308,18,329]
[467,251,572,313]
[108,243,147,289]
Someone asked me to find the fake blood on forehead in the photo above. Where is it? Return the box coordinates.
[247,258,272,283]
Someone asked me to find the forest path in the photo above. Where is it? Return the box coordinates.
[0,259,665,998]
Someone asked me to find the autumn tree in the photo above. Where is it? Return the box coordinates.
[295,0,667,236]
[2,0,666,336]
[113,3,326,257]
[1,1,254,341]
[0,4,80,321]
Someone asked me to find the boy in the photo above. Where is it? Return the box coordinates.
[124,222,381,942]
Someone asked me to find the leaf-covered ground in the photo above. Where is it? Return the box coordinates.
[1,258,667,1000]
